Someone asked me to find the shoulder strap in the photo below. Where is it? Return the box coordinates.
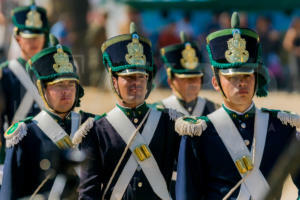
[8,59,44,122]
[208,107,270,200]
[106,107,171,200]
[33,111,73,149]
[8,59,44,108]
[191,97,206,116]
[162,95,189,115]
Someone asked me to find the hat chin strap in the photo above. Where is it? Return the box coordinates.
[213,68,257,102]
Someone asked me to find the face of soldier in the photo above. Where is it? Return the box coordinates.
[212,73,255,112]
[44,80,77,117]
[169,76,202,103]
[113,74,148,108]
[16,35,45,60]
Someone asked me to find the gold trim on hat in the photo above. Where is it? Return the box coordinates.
[180,43,198,70]
[225,30,249,63]
[174,73,203,78]
[101,35,151,53]
[125,35,146,65]
[53,47,74,73]
[25,9,43,28]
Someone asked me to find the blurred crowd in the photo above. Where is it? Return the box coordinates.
[0,0,299,92]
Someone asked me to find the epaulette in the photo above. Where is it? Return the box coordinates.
[147,102,165,111]
[0,61,8,79]
[4,122,28,148]
[168,108,184,121]
[262,108,300,129]
[72,117,95,145]
[94,113,106,121]
[175,116,208,137]
[0,61,8,69]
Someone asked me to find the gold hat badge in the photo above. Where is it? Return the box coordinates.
[180,43,198,70]
[25,5,42,28]
[53,45,73,73]
[125,33,146,65]
[225,29,249,63]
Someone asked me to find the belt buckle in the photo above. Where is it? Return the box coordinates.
[134,144,151,161]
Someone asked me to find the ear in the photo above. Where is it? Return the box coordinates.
[212,76,220,92]
[112,76,119,92]
[15,35,20,43]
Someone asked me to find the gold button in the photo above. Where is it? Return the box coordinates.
[241,123,246,129]
[134,118,139,123]
[138,182,143,187]
[244,139,250,146]
[188,107,192,112]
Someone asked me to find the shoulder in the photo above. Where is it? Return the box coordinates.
[4,117,33,148]
[148,102,165,111]
[155,107,184,121]
[261,108,300,129]
[175,115,210,137]
[0,61,9,79]
[72,112,106,145]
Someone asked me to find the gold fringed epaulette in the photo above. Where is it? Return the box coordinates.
[72,117,95,145]
[175,116,207,137]
[277,111,300,130]
[168,108,184,121]
[4,122,28,148]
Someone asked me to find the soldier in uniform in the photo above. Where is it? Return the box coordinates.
[0,1,50,165]
[78,23,181,200]
[158,31,218,122]
[156,31,219,197]
[0,44,98,199]
[175,12,300,200]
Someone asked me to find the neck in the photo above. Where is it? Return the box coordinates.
[117,99,144,109]
[20,52,29,61]
[223,100,253,113]
[57,112,68,119]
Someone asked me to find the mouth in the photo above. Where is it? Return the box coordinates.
[60,96,73,101]
[129,86,143,93]
[238,89,249,95]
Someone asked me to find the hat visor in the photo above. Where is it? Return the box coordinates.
[46,77,79,85]
[19,30,44,38]
[117,69,149,76]
[219,67,254,76]
[174,72,203,78]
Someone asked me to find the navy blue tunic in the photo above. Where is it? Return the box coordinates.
[176,106,300,200]
[79,104,181,200]
[0,111,94,200]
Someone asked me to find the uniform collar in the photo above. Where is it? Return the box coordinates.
[44,109,72,132]
[177,97,197,114]
[116,102,149,119]
[222,102,255,121]
[17,57,27,67]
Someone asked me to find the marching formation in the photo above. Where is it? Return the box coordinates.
[0,1,299,200]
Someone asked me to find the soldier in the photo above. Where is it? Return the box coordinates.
[78,23,181,200]
[156,32,219,197]
[158,32,218,121]
[175,12,300,200]
[0,44,98,199]
[0,1,50,165]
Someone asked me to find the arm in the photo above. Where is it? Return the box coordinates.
[0,145,26,199]
[78,127,102,200]
[176,136,204,200]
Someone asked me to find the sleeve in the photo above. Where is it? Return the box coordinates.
[176,136,205,200]
[78,127,103,199]
[0,145,26,199]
